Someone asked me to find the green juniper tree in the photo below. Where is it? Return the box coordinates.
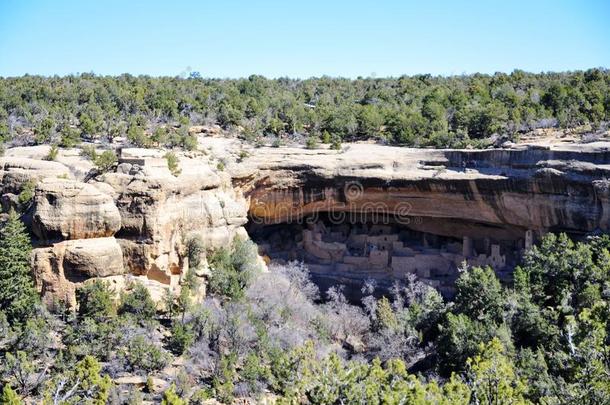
[0,210,38,324]
[0,384,22,405]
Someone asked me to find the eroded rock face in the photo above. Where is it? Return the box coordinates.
[31,246,74,308]
[5,147,252,308]
[31,178,122,241]
[32,237,124,308]
[62,237,125,279]
[238,142,610,297]
[4,140,610,307]
[0,157,73,194]
[101,157,248,288]
[242,144,610,237]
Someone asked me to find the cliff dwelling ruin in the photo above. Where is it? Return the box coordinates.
[244,144,610,300]
[249,214,534,299]
[3,140,609,307]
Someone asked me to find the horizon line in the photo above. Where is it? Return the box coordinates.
[2,66,609,81]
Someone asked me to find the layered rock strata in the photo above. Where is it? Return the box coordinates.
[1,146,250,308]
[1,140,609,306]
[242,143,610,236]
[239,142,610,295]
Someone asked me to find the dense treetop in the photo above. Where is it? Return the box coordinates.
[1,68,610,403]
[1,233,609,403]
[0,69,609,149]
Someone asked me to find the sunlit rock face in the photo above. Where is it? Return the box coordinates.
[2,140,610,307]
[31,178,122,241]
[32,237,125,308]
[241,143,610,297]
[2,146,252,308]
[245,145,610,235]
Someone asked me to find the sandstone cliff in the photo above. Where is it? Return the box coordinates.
[232,141,610,296]
[1,139,609,307]
[238,142,610,238]
[1,145,250,308]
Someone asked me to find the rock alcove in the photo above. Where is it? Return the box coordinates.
[2,140,609,308]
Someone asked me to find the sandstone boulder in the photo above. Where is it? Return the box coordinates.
[32,237,125,308]
[0,157,72,194]
[62,237,125,280]
[32,178,121,241]
[0,157,70,174]
[32,246,76,308]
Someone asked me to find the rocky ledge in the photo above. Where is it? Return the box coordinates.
[1,139,609,306]
[1,145,249,308]
[241,142,610,237]
[235,141,610,296]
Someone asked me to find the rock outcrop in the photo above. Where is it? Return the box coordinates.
[32,178,121,241]
[240,143,610,237]
[236,141,610,296]
[2,139,610,306]
[62,237,125,279]
[32,237,124,308]
[0,157,72,194]
[2,146,252,308]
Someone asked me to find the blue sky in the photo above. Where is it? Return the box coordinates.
[0,0,608,78]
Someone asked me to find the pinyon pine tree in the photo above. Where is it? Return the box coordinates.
[0,385,23,405]
[0,210,38,323]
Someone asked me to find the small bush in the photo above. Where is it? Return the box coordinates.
[59,125,81,147]
[120,334,170,373]
[118,282,157,322]
[34,117,55,144]
[305,136,319,149]
[208,237,260,300]
[241,351,270,395]
[322,131,331,143]
[45,144,59,161]
[181,134,198,151]
[94,150,117,173]
[0,384,21,404]
[145,376,155,393]
[165,152,181,176]
[212,354,237,404]
[185,234,205,270]
[216,161,225,171]
[238,150,249,162]
[127,124,151,147]
[43,356,112,404]
[81,146,117,173]
[167,323,195,355]
[161,384,186,405]
[17,180,36,206]
[330,134,342,150]
[76,280,116,321]
[151,126,169,145]
[80,145,98,160]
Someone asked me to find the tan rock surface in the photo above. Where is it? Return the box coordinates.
[62,237,125,278]
[0,156,72,194]
[14,145,253,308]
[32,237,124,307]
[9,139,610,308]
[237,143,610,237]
[31,178,121,241]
